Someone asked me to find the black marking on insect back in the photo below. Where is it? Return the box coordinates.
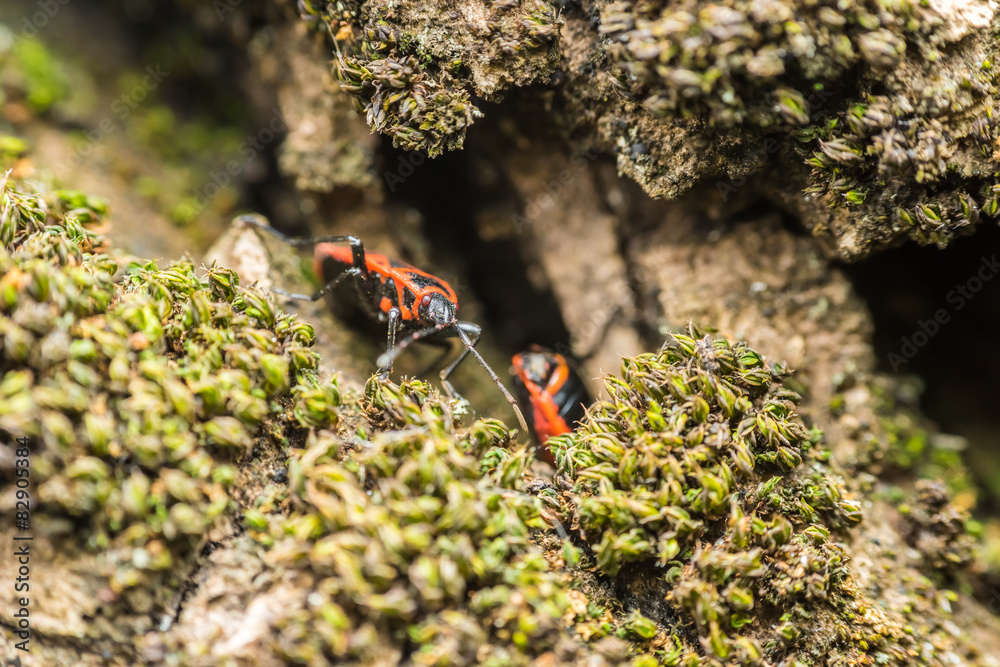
[402,284,415,311]
[381,277,399,307]
[554,376,589,424]
[402,270,450,292]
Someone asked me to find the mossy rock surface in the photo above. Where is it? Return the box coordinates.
[2,174,999,665]
[295,0,1000,259]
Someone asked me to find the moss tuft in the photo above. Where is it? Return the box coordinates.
[599,0,913,130]
[0,174,335,615]
[260,378,588,664]
[314,0,561,157]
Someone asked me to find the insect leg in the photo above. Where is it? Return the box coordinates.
[269,267,365,302]
[376,323,449,370]
[411,337,456,378]
[378,307,402,378]
[451,324,530,437]
[438,322,480,398]
[238,215,370,282]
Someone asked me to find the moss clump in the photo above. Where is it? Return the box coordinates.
[851,376,974,493]
[4,165,996,661]
[529,0,999,258]
[797,90,999,251]
[286,0,1000,256]
[249,325,995,665]
[843,375,980,577]
[599,0,911,130]
[591,0,1000,255]
[899,480,976,572]
[335,20,484,157]
[0,174,337,615]
[306,0,561,157]
[258,378,592,664]
[544,329,901,663]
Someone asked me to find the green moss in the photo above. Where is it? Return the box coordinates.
[800,89,998,248]
[0,173,335,613]
[599,1,913,130]
[335,22,484,157]
[319,0,560,157]
[847,376,979,576]
[594,0,1000,251]
[259,379,587,664]
[3,167,995,662]
[244,323,996,664]
[1,36,71,113]
[0,134,29,168]
[542,328,892,663]
[1,24,264,231]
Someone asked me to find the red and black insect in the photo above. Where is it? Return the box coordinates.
[510,346,591,465]
[239,216,529,434]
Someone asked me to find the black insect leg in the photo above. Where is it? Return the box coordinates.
[411,337,456,378]
[376,321,530,436]
[375,324,449,370]
[239,214,376,304]
[238,215,371,282]
[438,322,481,400]
[269,267,367,302]
[449,324,530,436]
[378,307,402,378]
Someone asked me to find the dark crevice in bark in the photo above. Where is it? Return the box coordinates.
[842,222,1000,513]
[376,133,575,354]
